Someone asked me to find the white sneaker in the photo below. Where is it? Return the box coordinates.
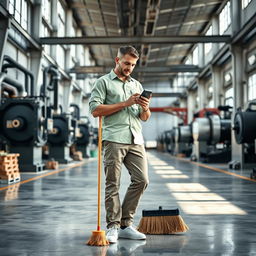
[118,226,146,240]
[106,227,118,243]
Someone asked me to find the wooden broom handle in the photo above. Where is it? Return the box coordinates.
[97,116,102,231]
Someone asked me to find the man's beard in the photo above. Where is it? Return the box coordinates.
[118,65,130,77]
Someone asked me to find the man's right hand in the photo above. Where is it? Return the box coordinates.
[125,93,140,107]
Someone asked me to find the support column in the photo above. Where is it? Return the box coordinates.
[30,2,42,95]
[0,1,8,9]
[62,81,72,113]
[197,78,207,110]
[51,0,58,60]
[198,43,205,68]
[211,65,222,107]
[65,9,73,70]
[0,8,10,67]
[230,44,244,168]
[187,91,196,123]
[231,0,241,36]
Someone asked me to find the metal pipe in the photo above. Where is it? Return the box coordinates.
[0,72,7,102]
[1,82,19,97]
[70,103,80,120]
[43,65,60,112]
[3,77,25,95]
[2,55,35,96]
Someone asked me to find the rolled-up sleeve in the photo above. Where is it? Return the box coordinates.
[89,78,106,113]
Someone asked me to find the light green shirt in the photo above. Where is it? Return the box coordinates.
[89,70,144,144]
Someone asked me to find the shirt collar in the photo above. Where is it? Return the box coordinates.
[110,69,133,82]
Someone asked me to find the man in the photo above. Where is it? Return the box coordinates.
[89,45,151,243]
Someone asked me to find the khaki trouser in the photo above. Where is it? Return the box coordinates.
[103,141,149,228]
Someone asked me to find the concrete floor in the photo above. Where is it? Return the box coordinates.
[0,150,256,256]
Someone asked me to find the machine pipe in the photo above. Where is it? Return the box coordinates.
[3,77,25,96]
[70,103,80,120]
[43,65,60,111]
[1,82,18,97]
[2,55,34,96]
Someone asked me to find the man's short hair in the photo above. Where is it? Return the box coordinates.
[117,45,139,59]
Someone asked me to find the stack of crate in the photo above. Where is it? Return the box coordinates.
[0,153,21,184]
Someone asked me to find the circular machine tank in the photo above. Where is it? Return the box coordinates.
[192,115,231,144]
[175,125,193,143]
[233,103,256,144]
[48,114,74,146]
[0,98,47,145]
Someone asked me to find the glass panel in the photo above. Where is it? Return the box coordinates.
[219,1,231,35]
[224,87,234,107]
[248,74,256,101]
[242,0,252,9]
[205,26,212,55]
[21,0,28,30]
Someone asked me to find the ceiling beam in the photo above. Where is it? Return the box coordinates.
[69,65,201,74]
[40,35,231,45]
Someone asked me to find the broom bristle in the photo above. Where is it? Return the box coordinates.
[137,215,189,234]
[87,230,109,246]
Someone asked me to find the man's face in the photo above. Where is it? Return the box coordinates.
[115,54,138,77]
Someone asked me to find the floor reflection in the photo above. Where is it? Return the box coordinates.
[0,183,20,201]
[142,235,188,254]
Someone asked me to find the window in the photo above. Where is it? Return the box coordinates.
[42,25,51,55]
[248,73,256,101]
[219,1,231,35]
[42,0,51,23]
[242,0,252,9]
[204,26,212,55]
[224,87,234,107]
[57,1,66,37]
[192,46,198,65]
[8,0,28,30]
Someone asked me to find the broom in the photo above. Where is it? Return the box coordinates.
[137,206,189,234]
[87,116,109,246]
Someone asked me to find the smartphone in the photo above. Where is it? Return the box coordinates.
[140,90,152,99]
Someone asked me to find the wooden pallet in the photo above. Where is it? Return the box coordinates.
[0,172,21,184]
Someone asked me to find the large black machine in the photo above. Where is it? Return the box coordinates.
[231,100,256,170]
[174,125,193,157]
[76,115,93,158]
[191,107,232,163]
[0,56,53,171]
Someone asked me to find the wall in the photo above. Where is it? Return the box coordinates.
[142,80,177,143]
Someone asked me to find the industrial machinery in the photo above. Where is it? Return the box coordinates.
[164,129,175,154]
[0,56,51,172]
[174,125,193,156]
[231,101,256,169]
[76,116,93,158]
[191,108,232,163]
[47,112,75,163]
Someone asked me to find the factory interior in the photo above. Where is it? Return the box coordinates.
[0,0,256,255]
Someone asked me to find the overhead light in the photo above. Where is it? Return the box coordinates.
[248,54,256,66]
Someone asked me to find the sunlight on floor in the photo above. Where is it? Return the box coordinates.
[166,183,210,192]
[147,153,247,215]
[178,201,247,215]
[155,170,183,174]
[160,174,189,179]
[172,192,226,201]
[151,165,175,169]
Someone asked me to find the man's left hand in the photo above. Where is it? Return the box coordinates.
[137,96,151,112]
